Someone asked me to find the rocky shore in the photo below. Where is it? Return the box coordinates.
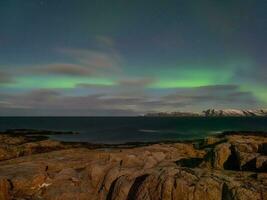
[0,130,267,200]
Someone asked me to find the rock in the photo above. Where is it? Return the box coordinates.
[203,136,223,146]
[193,176,222,200]
[0,163,47,198]
[232,187,262,200]
[213,143,231,169]
[235,150,260,171]
[226,135,267,171]
[122,154,143,168]
[0,178,11,200]
[151,151,166,162]
[256,156,267,171]
[0,148,11,161]
[0,132,267,199]
[259,143,267,155]
[143,156,158,169]
[43,168,87,200]
[235,143,259,153]
[175,157,203,168]
[222,182,263,200]
[0,136,65,162]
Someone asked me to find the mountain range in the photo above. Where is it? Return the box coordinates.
[145,109,267,117]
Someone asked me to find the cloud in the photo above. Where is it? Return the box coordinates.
[0,89,61,109]
[0,91,141,116]
[26,89,61,102]
[0,84,262,116]
[28,47,123,78]
[22,36,122,78]
[95,35,116,48]
[32,63,93,76]
[0,71,14,84]
[61,48,121,69]
[161,84,260,110]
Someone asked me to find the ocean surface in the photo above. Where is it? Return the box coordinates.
[1,117,267,144]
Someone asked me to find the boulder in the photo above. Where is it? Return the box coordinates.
[234,143,259,153]
[213,143,231,169]
[235,150,260,171]
[256,156,267,171]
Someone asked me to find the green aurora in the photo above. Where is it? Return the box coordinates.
[0,0,266,115]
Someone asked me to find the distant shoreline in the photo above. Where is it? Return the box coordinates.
[1,128,267,148]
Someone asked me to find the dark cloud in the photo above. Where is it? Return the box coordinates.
[0,107,139,117]
[58,48,122,73]
[0,90,140,115]
[32,64,93,77]
[0,89,61,110]
[0,84,262,116]
[0,71,14,84]
[26,89,61,102]
[162,84,260,110]
[23,45,123,77]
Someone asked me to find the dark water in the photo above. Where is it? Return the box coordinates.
[1,117,267,144]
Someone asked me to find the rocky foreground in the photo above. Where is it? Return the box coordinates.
[0,130,267,200]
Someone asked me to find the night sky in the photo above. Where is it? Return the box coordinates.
[0,0,266,116]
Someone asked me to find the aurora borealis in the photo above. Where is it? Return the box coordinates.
[0,0,266,116]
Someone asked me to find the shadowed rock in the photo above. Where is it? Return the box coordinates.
[175,157,203,168]
[127,174,148,200]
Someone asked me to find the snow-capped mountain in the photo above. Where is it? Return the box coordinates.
[145,109,267,117]
[202,109,267,117]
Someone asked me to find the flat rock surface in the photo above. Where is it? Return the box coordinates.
[0,131,267,200]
